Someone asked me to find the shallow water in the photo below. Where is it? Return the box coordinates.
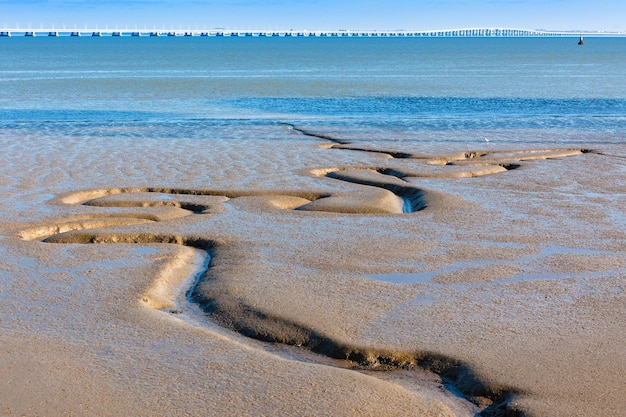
[368,245,625,285]
[2,37,626,147]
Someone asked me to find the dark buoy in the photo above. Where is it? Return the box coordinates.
[578,35,584,45]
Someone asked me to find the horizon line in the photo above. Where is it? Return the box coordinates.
[1,26,625,34]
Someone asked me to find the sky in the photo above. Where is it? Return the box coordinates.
[1,0,625,32]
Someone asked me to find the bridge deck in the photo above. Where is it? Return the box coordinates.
[1,28,624,38]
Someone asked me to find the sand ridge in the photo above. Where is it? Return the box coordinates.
[16,192,518,416]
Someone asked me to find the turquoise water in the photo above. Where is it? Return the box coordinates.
[1,37,625,146]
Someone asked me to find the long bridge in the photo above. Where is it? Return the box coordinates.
[1,27,624,38]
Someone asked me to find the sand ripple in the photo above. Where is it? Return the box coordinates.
[12,125,602,417]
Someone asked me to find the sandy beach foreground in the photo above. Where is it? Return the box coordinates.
[1,125,624,416]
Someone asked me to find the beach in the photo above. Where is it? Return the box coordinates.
[2,125,624,416]
[1,37,625,416]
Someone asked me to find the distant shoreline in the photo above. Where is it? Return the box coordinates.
[2,27,625,38]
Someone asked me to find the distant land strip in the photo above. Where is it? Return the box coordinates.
[2,27,625,38]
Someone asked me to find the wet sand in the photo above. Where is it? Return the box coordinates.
[1,125,624,416]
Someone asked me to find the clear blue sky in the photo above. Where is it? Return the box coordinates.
[1,0,625,32]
